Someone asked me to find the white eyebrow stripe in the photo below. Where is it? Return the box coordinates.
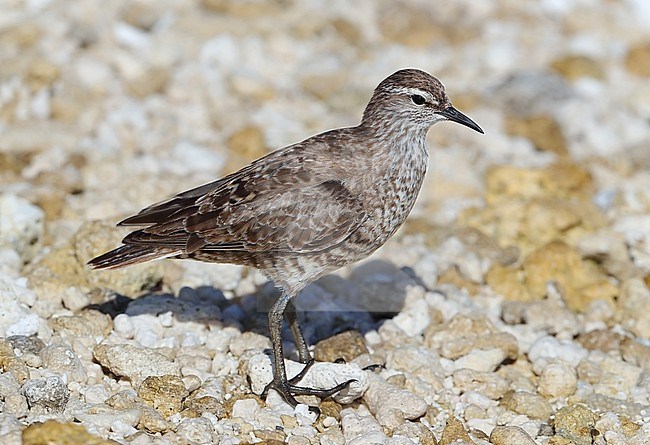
[394,87,439,105]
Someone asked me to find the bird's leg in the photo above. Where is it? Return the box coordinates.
[285,299,311,363]
[284,299,315,384]
[261,293,356,408]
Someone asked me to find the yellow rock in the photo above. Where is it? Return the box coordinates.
[437,265,481,296]
[22,421,119,445]
[226,125,267,172]
[439,417,476,445]
[486,264,533,302]
[523,241,615,311]
[138,375,189,418]
[551,55,605,80]
[504,114,568,156]
[26,59,60,90]
[0,338,30,383]
[485,162,593,204]
[26,220,165,299]
[126,66,170,98]
[625,42,650,76]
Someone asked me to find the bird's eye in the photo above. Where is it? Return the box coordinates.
[411,94,426,105]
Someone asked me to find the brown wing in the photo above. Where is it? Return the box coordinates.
[118,148,366,255]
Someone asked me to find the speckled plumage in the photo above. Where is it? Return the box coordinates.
[89,68,483,407]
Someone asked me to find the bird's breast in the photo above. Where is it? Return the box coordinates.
[360,139,429,245]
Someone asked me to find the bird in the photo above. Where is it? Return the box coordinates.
[88,68,484,408]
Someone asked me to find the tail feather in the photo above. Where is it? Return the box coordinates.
[88,245,180,270]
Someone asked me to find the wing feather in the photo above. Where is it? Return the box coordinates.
[117,143,366,255]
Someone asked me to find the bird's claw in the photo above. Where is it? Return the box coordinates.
[262,376,356,412]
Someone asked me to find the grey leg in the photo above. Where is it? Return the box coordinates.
[285,299,311,364]
[262,293,356,409]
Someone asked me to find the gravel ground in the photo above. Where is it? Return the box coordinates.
[1,1,650,444]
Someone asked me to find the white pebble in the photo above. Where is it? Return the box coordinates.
[176,417,214,445]
[113,314,134,339]
[0,194,44,262]
[392,295,430,337]
[231,398,260,422]
[84,384,111,404]
[362,373,427,429]
[454,348,507,373]
[538,362,577,398]
[527,336,587,368]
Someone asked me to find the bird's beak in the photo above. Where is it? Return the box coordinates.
[438,106,484,134]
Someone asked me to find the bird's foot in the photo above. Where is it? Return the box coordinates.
[288,358,316,385]
[262,359,356,412]
[262,378,356,414]
[363,363,384,372]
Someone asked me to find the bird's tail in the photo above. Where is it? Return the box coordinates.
[87,245,179,270]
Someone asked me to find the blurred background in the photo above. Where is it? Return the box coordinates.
[1,0,648,230]
[2,1,650,443]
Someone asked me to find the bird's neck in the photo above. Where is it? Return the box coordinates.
[359,120,430,171]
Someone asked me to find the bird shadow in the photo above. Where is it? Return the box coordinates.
[86,259,425,349]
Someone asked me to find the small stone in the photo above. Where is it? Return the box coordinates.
[0,194,44,262]
[392,421,438,444]
[454,348,507,373]
[126,66,170,98]
[537,362,577,398]
[550,55,605,81]
[74,405,141,431]
[625,42,650,76]
[226,125,267,172]
[439,417,476,445]
[175,417,214,445]
[522,241,614,312]
[314,330,369,363]
[0,373,28,418]
[425,314,518,361]
[137,405,171,433]
[40,343,87,383]
[182,395,226,419]
[619,278,650,338]
[528,336,588,368]
[254,429,286,442]
[84,384,111,404]
[504,114,568,156]
[113,314,134,339]
[577,329,624,353]
[26,59,60,90]
[230,396,262,421]
[93,343,180,386]
[388,346,444,388]
[437,266,481,296]
[0,413,21,444]
[553,405,598,445]
[340,405,389,445]
[61,287,91,312]
[487,265,533,302]
[50,312,111,339]
[453,369,510,400]
[22,421,120,445]
[490,425,538,445]
[0,337,30,383]
[500,390,553,420]
[362,373,427,429]
[0,279,40,338]
[621,337,650,372]
[228,331,271,357]
[138,374,189,417]
[378,2,453,48]
[22,376,70,413]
